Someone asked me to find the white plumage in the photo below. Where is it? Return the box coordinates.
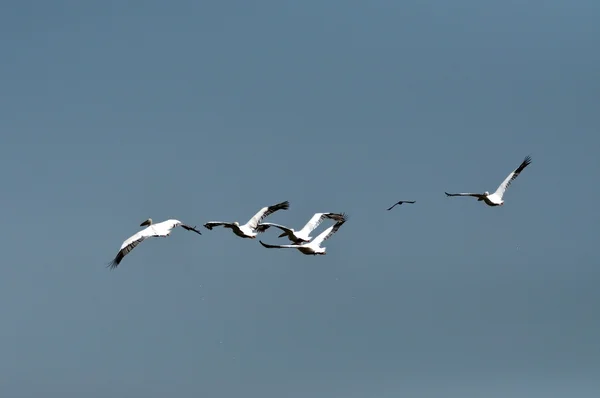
[109,218,202,269]
[259,214,347,255]
[445,155,532,206]
[203,200,290,239]
[258,212,345,244]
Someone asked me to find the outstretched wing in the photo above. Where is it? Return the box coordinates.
[255,224,271,233]
[179,223,202,235]
[258,222,293,235]
[245,200,290,229]
[445,192,485,199]
[203,222,234,230]
[312,217,347,246]
[297,212,335,235]
[108,229,153,269]
[386,200,416,211]
[325,212,348,223]
[492,155,532,199]
[259,240,302,249]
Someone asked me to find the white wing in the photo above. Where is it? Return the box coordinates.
[152,219,202,235]
[297,212,342,235]
[311,216,347,246]
[492,156,532,199]
[245,200,290,230]
[259,240,302,249]
[108,227,157,269]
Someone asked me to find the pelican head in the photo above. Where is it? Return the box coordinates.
[140,218,153,227]
[484,191,490,196]
[233,221,240,227]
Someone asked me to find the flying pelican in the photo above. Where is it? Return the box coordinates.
[108,218,202,269]
[258,212,346,244]
[386,200,416,211]
[445,155,532,206]
[259,214,347,255]
[203,200,290,239]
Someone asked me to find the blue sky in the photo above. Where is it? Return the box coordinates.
[1,1,599,396]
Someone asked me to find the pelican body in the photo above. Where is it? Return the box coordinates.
[259,214,347,255]
[258,212,345,244]
[109,218,202,269]
[445,155,532,207]
[204,200,290,239]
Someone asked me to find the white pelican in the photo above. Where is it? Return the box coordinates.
[445,155,532,206]
[258,212,345,244]
[108,218,202,269]
[259,214,347,255]
[203,200,289,239]
[386,200,416,211]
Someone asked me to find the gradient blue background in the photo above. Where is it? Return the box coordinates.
[1,1,599,396]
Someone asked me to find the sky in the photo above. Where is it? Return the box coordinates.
[1,0,599,396]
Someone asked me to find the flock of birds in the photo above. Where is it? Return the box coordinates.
[108,155,532,269]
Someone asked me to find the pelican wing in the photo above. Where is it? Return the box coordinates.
[255,224,271,233]
[445,192,485,199]
[258,222,293,235]
[108,229,154,269]
[179,223,202,235]
[296,213,328,235]
[203,222,234,230]
[492,155,532,199]
[312,217,347,246]
[245,200,290,229]
[386,200,416,211]
[259,240,302,249]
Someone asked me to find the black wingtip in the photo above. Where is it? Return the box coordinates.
[445,192,451,196]
[203,223,213,230]
[278,200,290,210]
[107,259,119,270]
[256,224,270,233]
[325,212,346,221]
[336,212,349,223]
[192,225,202,235]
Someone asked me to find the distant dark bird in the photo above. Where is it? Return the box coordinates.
[386,200,416,211]
[259,214,348,256]
[204,200,289,239]
[445,155,532,207]
[109,218,202,269]
[258,212,345,244]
